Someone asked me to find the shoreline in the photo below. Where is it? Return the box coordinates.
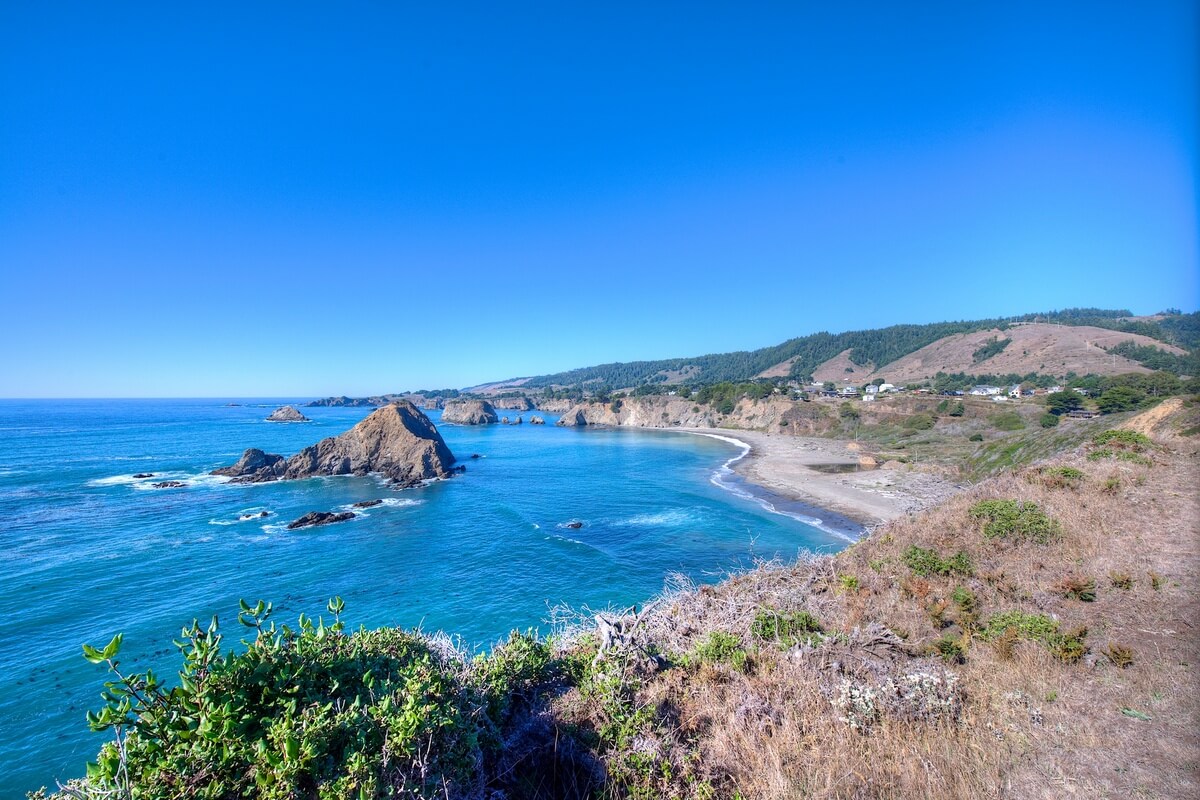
[675,427,963,530]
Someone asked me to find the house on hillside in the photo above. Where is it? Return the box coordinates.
[838,386,859,397]
[861,393,876,402]
[1008,384,1022,398]
[1047,385,1063,394]
[969,385,1001,396]
[865,385,879,395]
[878,383,896,393]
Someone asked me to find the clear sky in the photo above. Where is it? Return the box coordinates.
[1,2,1196,397]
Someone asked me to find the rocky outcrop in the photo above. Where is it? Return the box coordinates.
[532,398,575,413]
[442,400,499,425]
[352,499,383,508]
[307,396,384,408]
[132,473,155,479]
[530,416,545,425]
[266,405,311,422]
[212,401,456,487]
[491,396,535,411]
[287,511,355,530]
[151,481,187,489]
[212,448,287,482]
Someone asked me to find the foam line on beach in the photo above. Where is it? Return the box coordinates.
[679,431,860,543]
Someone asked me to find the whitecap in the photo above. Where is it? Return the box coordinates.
[621,509,697,527]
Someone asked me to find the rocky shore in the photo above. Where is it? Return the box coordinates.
[213,401,456,488]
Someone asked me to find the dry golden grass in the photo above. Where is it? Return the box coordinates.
[548,422,1200,799]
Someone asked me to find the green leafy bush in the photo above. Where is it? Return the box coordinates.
[968,433,984,442]
[751,608,823,648]
[690,631,748,672]
[978,611,1088,663]
[968,499,1060,544]
[1039,412,1060,428]
[75,598,487,799]
[903,545,974,577]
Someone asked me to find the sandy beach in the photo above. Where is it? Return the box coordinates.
[680,428,963,528]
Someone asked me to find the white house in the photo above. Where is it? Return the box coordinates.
[1047,385,1063,394]
[865,385,879,395]
[861,394,876,402]
[1008,384,1022,398]
[969,385,1001,396]
[878,383,895,393]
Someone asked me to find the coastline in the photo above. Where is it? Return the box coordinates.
[676,427,962,530]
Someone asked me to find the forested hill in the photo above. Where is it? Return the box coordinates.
[511,309,1199,389]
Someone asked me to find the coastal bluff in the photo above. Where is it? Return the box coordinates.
[213,401,456,487]
[441,399,499,425]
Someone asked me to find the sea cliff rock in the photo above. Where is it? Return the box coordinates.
[287,511,355,530]
[212,401,456,487]
[530,416,545,425]
[441,400,499,425]
[212,448,287,482]
[491,396,535,411]
[266,405,311,423]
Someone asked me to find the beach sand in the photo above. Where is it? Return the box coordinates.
[680,428,962,528]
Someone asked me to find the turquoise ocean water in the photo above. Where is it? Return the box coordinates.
[0,399,854,794]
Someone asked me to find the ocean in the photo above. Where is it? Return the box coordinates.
[0,399,852,794]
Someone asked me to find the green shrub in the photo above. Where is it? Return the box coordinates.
[751,608,823,648]
[990,412,1026,431]
[838,573,861,593]
[691,631,748,672]
[1091,429,1152,449]
[949,402,965,417]
[75,599,486,799]
[1026,466,1085,489]
[471,630,553,723]
[902,545,974,577]
[979,611,1089,663]
[933,633,966,663]
[1088,448,1152,465]
[968,499,1060,544]
[968,433,984,442]
[903,413,936,430]
[1039,413,1060,428]
[1109,571,1134,590]
[951,586,976,615]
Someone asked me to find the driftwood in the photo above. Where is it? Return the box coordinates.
[593,601,662,667]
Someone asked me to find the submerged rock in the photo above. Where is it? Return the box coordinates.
[239,510,271,520]
[287,511,356,530]
[132,473,155,479]
[441,400,499,425]
[352,499,384,508]
[565,521,584,529]
[266,405,311,423]
[151,481,186,489]
[214,401,456,488]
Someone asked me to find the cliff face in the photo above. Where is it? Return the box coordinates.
[490,396,535,411]
[441,399,499,425]
[214,401,456,487]
[555,395,830,434]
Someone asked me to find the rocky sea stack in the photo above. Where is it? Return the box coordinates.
[266,405,311,423]
[213,401,456,487]
[441,399,499,425]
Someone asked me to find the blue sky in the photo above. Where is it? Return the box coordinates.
[1,2,1196,397]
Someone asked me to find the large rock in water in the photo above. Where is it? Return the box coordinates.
[213,401,456,487]
[441,399,499,425]
[212,448,287,481]
[266,405,311,422]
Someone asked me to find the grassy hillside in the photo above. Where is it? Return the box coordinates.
[40,405,1200,799]
[510,309,1197,390]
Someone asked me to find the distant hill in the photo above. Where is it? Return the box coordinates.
[472,309,1198,392]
